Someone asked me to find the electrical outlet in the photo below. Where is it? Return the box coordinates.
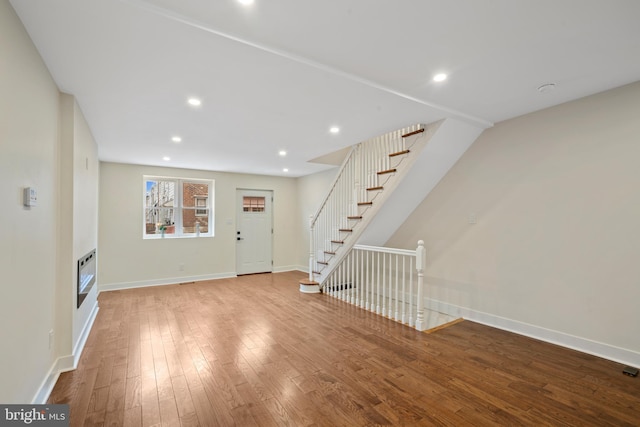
[468,213,477,224]
[49,330,54,350]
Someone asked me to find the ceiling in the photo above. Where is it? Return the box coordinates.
[10,0,640,177]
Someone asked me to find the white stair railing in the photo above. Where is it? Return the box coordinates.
[323,241,427,331]
[308,124,426,286]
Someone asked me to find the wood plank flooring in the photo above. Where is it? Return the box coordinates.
[49,271,640,426]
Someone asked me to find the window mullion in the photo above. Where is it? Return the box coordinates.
[174,179,183,236]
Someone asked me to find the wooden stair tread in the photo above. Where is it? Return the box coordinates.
[402,128,425,138]
[377,168,397,175]
[389,149,410,157]
[347,215,363,220]
[324,251,336,255]
[317,261,329,265]
[331,240,344,244]
[367,186,383,191]
[299,279,319,286]
[357,201,373,206]
[338,229,353,232]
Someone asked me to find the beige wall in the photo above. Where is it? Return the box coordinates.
[0,2,100,403]
[387,81,640,358]
[295,167,338,269]
[0,0,60,403]
[57,94,100,364]
[69,96,100,352]
[99,163,300,288]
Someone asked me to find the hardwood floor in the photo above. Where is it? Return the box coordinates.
[49,271,640,426]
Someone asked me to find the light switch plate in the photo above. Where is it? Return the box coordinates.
[23,187,37,207]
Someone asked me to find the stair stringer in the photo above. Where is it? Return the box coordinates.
[357,118,485,246]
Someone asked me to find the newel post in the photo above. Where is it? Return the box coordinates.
[308,215,314,281]
[414,240,426,331]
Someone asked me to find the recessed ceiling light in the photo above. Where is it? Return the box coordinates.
[283,168,289,172]
[329,126,340,134]
[171,136,182,143]
[433,73,447,82]
[163,156,171,161]
[279,150,287,157]
[238,0,254,5]
[187,97,201,106]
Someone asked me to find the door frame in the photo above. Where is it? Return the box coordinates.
[235,188,274,275]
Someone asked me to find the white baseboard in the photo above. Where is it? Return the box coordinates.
[98,272,237,292]
[274,265,307,273]
[32,356,72,404]
[426,298,640,367]
[73,301,99,367]
[32,302,100,404]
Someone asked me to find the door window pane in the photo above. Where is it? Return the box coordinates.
[243,196,265,212]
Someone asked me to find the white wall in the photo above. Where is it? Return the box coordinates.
[99,162,300,288]
[387,81,640,365]
[0,0,60,403]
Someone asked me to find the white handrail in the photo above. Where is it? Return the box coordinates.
[352,244,416,257]
[324,241,428,331]
[310,146,357,225]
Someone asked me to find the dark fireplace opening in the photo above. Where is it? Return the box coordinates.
[77,249,96,308]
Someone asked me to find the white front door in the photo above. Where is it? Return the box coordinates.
[236,189,273,275]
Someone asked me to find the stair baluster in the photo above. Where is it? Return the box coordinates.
[323,242,429,331]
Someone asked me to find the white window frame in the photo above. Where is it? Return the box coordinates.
[195,196,208,217]
[143,175,214,239]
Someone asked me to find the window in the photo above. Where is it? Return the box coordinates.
[195,197,208,216]
[243,196,265,212]
[144,176,214,238]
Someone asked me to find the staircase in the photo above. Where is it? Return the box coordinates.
[300,122,436,292]
[300,118,484,294]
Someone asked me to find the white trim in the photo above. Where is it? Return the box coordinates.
[293,265,308,273]
[32,302,100,404]
[32,356,71,404]
[99,269,310,292]
[353,244,416,257]
[426,298,640,367]
[300,283,321,294]
[73,301,99,367]
[143,176,215,239]
[99,272,237,292]
[273,265,307,273]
